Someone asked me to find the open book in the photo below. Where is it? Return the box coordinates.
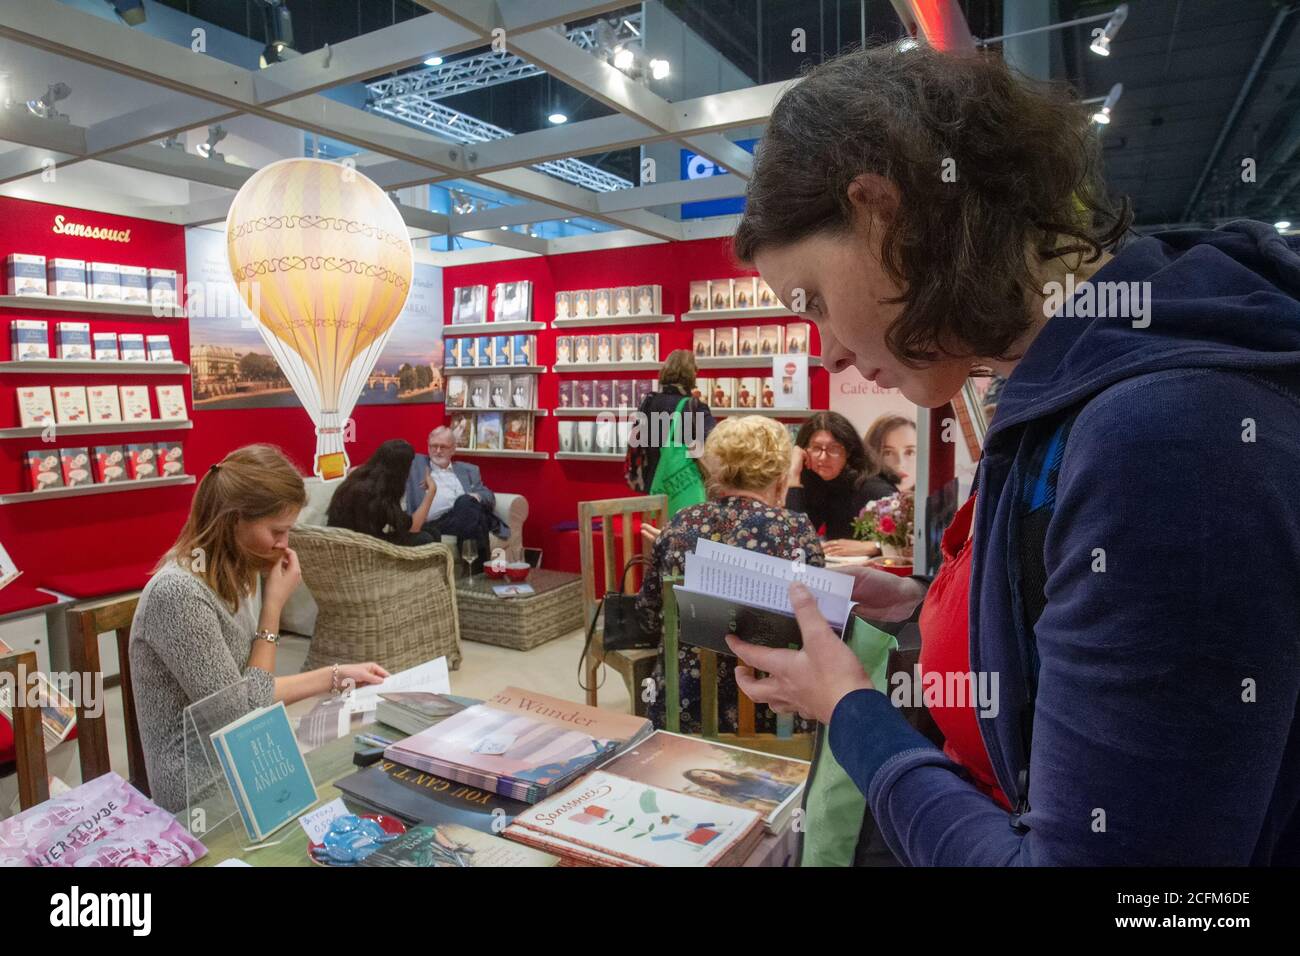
[671,539,855,655]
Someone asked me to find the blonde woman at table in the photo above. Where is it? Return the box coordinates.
[129,444,388,811]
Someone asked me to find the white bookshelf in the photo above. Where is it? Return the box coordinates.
[712,407,816,419]
[552,361,663,373]
[446,365,545,374]
[554,452,624,461]
[0,419,193,439]
[0,359,189,375]
[454,448,548,460]
[682,306,791,322]
[447,408,548,416]
[697,356,823,370]
[551,314,675,328]
[0,295,185,318]
[0,474,195,504]
[443,321,546,336]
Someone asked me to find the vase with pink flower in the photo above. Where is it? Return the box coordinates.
[851,491,915,572]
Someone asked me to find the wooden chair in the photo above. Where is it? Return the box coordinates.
[66,593,149,796]
[578,495,668,714]
[661,578,814,760]
[0,649,50,809]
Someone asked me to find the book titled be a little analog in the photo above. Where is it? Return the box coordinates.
[210,701,318,843]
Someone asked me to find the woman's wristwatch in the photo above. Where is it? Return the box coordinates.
[255,628,280,645]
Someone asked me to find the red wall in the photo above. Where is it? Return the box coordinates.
[1,198,826,586]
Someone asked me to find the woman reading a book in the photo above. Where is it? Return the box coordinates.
[724,43,1300,865]
[635,415,823,736]
[131,444,388,811]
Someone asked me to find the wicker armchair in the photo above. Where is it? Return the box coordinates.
[289,526,462,673]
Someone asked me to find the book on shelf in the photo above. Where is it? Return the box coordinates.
[558,380,574,408]
[118,265,149,305]
[612,286,633,316]
[492,335,511,367]
[635,284,661,315]
[444,337,459,368]
[693,328,714,358]
[16,385,55,428]
[451,285,488,325]
[616,333,637,363]
[693,377,710,405]
[510,374,534,409]
[154,384,187,421]
[25,450,63,491]
[446,375,467,409]
[0,771,206,867]
[503,770,764,867]
[474,337,493,368]
[452,338,471,368]
[55,322,91,361]
[92,331,119,361]
[761,377,776,409]
[467,376,490,410]
[46,258,86,299]
[448,413,473,449]
[614,379,634,410]
[576,421,597,454]
[595,381,613,409]
[334,757,530,834]
[756,277,778,308]
[492,281,531,323]
[616,419,632,454]
[145,334,173,362]
[592,289,611,318]
[636,379,653,404]
[554,335,572,365]
[149,268,179,309]
[53,386,89,425]
[671,538,854,656]
[93,446,129,484]
[737,327,759,357]
[489,374,512,409]
[576,380,594,408]
[598,730,810,834]
[156,441,185,477]
[557,420,576,453]
[375,692,476,737]
[709,278,733,311]
[511,334,534,366]
[210,701,318,843]
[88,263,121,301]
[126,443,158,479]
[554,291,572,320]
[710,378,735,409]
[714,327,736,357]
[59,448,93,488]
[0,657,77,751]
[784,322,810,354]
[6,253,47,297]
[503,411,533,451]
[688,280,710,313]
[637,332,659,363]
[594,334,613,363]
[475,411,503,450]
[383,687,652,804]
[594,418,617,455]
[572,334,592,363]
[736,377,760,410]
[759,325,784,355]
[362,823,559,868]
[571,290,591,319]
[118,385,153,422]
[118,333,146,362]
[10,319,50,361]
[733,276,757,309]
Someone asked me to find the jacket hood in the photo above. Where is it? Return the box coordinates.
[988,220,1300,439]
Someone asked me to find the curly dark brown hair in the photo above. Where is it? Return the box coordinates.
[733,43,1131,366]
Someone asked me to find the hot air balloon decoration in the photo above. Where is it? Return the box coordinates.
[225,157,413,479]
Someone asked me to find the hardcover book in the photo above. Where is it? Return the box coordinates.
[503,412,533,451]
[733,276,757,310]
[555,336,572,365]
[468,376,490,410]
[554,291,572,320]
[558,380,574,408]
[475,411,503,450]
[761,377,776,409]
[60,448,93,488]
[572,335,592,364]
[210,701,319,843]
[118,333,146,362]
[53,386,89,425]
[55,322,92,360]
[713,327,736,358]
[93,446,129,484]
[334,758,530,835]
[10,319,50,361]
[448,413,474,449]
[571,290,591,319]
[557,420,576,453]
[595,418,617,455]
[576,380,594,408]
[693,378,711,405]
[489,374,512,409]
[146,334,173,362]
[375,693,474,737]
[737,327,759,357]
[756,278,778,308]
[446,375,467,408]
[576,420,596,454]
[119,385,153,422]
[592,289,611,318]
[126,443,158,479]
[361,823,559,868]
[475,337,493,368]
[26,450,63,491]
[0,663,76,752]
[759,326,784,355]
[493,335,512,367]
[156,441,185,478]
[635,284,661,316]
[708,278,733,311]
[616,334,637,363]
[504,771,763,867]
[93,331,119,361]
[612,286,634,316]
[154,385,187,421]
[6,253,47,296]
[444,338,459,368]
[614,380,634,410]
[455,337,473,368]
[512,334,534,366]
[688,281,710,313]
[382,687,652,804]
[0,772,206,867]
[16,385,55,428]
[637,333,658,363]
[118,265,149,304]
[149,268,179,309]
[594,334,613,363]
[510,375,534,409]
[693,328,714,358]
[87,385,123,424]
[451,285,488,325]
[636,379,653,404]
[784,322,810,354]
[596,381,613,409]
[711,378,735,409]
[736,377,761,410]
[87,263,121,301]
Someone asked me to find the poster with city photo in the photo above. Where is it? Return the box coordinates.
[185,226,445,409]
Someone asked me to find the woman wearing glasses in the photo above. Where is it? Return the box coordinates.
[785,411,897,558]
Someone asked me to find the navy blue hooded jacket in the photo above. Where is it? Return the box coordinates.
[829,220,1300,865]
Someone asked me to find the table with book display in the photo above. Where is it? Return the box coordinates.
[454,569,585,650]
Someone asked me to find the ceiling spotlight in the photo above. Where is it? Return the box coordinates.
[256,0,299,68]
[548,112,568,125]
[424,56,444,67]
[25,83,71,123]
[196,124,228,160]
[613,47,635,71]
[649,58,670,80]
[1276,221,1293,232]
[106,0,146,26]
[1091,82,1123,125]
[1090,3,1128,57]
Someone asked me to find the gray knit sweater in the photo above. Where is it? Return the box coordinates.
[129,560,277,812]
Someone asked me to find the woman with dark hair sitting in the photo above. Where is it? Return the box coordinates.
[785,410,897,558]
[327,439,438,547]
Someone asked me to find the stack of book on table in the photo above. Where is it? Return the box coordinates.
[335,756,532,834]
[383,686,652,804]
[375,692,477,737]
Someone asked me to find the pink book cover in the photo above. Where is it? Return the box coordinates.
[0,772,206,867]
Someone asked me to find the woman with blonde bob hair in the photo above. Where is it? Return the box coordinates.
[635,416,824,735]
[130,444,387,811]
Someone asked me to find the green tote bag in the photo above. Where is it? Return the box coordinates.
[649,397,707,517]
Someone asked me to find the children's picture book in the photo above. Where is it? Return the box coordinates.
[59,448,93,488]
[210,701,319,843]
[52,386,89,425]
[94,446,129,484]
[118,385,153,422]
[362,823,558,868]
[126,443,158,479]
[334,758,529,835]
[16,385,55,429]
[26,450,63,491]
[156,441,185,477]
[10,319,50,361]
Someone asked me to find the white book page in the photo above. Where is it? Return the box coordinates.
[694,539,853,600]
[345,657,451,714]
[684,552,851,628]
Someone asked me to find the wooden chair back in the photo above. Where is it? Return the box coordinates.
[66,593,149,795]
[0,649,51,809]
[577,495,668,710]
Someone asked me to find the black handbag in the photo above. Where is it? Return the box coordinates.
[578,555,659,692]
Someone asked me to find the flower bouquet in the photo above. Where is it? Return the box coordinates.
[851,490,915,559]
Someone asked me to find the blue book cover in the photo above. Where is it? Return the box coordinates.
[493,335,511,366]
[445,337,459,368]
[211,702,318,842]
[475,337,492,367]
[512,334,532,366]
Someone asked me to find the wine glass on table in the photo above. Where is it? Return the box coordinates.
[461,539,479,579]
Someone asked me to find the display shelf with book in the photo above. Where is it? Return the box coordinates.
[443,321,546,336]
[698,355,823,370]
[0,419,193,439]
[554,452,624,461]
[552,361,662,373]
[550,313,676,329]
[454,449,549,460]
[451,407,548,416]
[0,473,194,504]
[0,359,189,375]
[682,306,792,322]
[552,407,638,417]
[712,407,816,419]
[0,295,186,318]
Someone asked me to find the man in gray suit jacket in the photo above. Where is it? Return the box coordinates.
[405,426,507,569]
